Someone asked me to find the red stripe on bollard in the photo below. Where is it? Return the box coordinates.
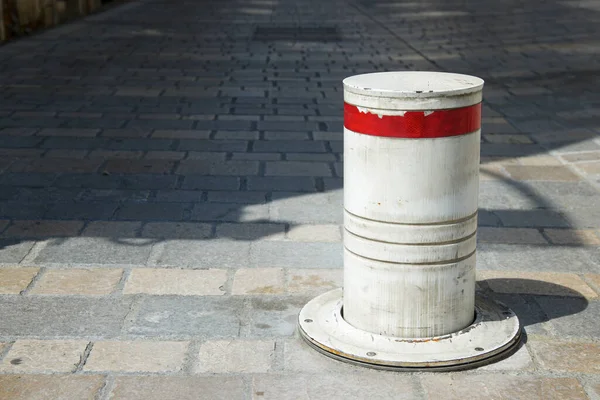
[343,102,481,138]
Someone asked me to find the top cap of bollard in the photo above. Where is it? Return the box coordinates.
[343,71,484,110]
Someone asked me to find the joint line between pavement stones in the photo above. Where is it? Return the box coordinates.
[75,341,94,373]
[20,240,49,265]
[96,375,116,400]
[19,267,46,295]
[0,341,13,362]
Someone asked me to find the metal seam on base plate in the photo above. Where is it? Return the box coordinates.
[298,288,521,371]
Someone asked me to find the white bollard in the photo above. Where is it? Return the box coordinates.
[298,71,521,371]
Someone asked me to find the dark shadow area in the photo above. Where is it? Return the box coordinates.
[478,278,591,338]
[0,0,598,265]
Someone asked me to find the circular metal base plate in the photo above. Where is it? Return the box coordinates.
[298,288,521,371]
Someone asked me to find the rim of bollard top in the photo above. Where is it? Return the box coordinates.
[343,71,484,110]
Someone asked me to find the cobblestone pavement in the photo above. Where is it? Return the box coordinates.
[0,0,600,398]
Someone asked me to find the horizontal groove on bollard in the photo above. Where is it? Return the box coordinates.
[344,209,479,226]
[343,247,477,266]
[343,228,477,246]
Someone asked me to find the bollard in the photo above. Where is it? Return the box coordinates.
[298,72,521,371]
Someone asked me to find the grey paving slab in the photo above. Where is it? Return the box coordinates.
[478,244,600,273]
[535,296,600,340]
[249,242,343,268]
[33,237,153,265]
[244,296,310,337]
[127,296,242,338]
[152,239,251,268]
[0,240,36,263]
[0,296,133,337]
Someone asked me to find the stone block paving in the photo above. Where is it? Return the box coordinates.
[0,0,600,398]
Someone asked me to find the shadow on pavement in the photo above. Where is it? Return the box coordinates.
[0,0,598,261]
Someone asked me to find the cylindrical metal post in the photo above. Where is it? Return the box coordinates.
[342,72,481,338]
[298,71,521,371]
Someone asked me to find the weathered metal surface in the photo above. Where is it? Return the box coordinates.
[342,71,483,338]
[298,288,521,370]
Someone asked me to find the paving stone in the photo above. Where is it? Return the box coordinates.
[287,268,342,295]
[518,155,563,166]
[10,158,102,174]
[249,242,342,268]
[504,165,581,181]
[585,274,600,294]
[562,207,600,229]
[109,376,246,400]
[245,295,308,337]
[230,152,281,161]
[89,150,144,159]
[477,344,534,371]
[0,240,36,263]
[561,151,600,163]
[232,268,285,295]
[33,237,153,265]
[214,131,260,140]
[495,210,570,228]
[529,340,600,373]
[144,151,186,160]
[178,140,247,152]
[283,338,387,374]
[247,176,316,192]
[207,191,266,204]
[190,203,269,222]
[1,220,83,238]
[0,296,132,336]
[84,341,189,373]
[44,149,89,158]
[216,223,285,240]
[484,134,533,144]
[544,229,600,245]
[177,160,259,175]
[0,375,105,400]
[264,131,310,140]
[479,244,598,273]
[421,375,588,400]
[141,222,212,239]
[535,296,600,340]
[186,152,228,161]
[104,159,175,174]
[153,239,251,268]
[181,176,240,190]
[285,153,337,161]
[124,268,227,295]
[253,140,326,153]
[30,268,123,295]
[478,270,597,299]
[577,161,600,175]
[128,296,242,337]
[195,340,274,373]
[0,340,87,373]
[252,374,419,400]
[270,200,342,224]
[116,203,187,221]
[265,161,332,176]
[81,221,141,237]
[285,224,342,242]
[477,227,547,244]
[0,267,39,294]
[44,202,119,220]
